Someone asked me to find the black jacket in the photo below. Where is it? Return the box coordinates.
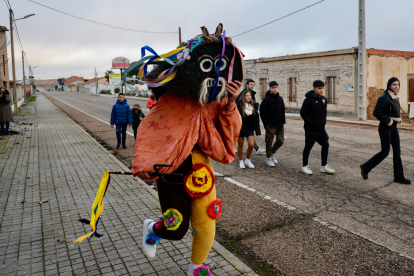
[237,102,261,135]
[259,91,286,129]
[235,88,257,105]
[300,90,327,132]
[373,92,401,126]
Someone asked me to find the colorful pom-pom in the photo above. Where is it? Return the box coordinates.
[184,163,215,198]
[145,232,162,246]
[194,266,211,276]
[163,208,183,231]
[207,199,222,219]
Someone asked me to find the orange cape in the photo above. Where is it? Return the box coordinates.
[131,91,242,179]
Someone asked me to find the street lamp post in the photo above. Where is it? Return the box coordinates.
[9,10,35,115]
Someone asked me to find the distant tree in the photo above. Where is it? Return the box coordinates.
[105,70,114,81]
[57,78,65,86]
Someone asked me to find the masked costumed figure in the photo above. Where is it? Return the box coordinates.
[128,24,245,275]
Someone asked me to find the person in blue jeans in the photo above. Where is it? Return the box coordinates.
[110,93,132,149]
[0,87,13,135]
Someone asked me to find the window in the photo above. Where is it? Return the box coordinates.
[288,78,297,102]
[327,77,337,104]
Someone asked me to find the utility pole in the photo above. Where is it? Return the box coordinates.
[9,9,18,116]
[357,0,367,121]
[22,51,27,102]
[179,27,181,45]
[95,67,98,94]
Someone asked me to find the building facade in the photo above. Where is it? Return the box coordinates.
[0,26,10,90]
[246,48,414,118]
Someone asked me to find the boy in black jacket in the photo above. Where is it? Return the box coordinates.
[259,81,285,167]
[300,80,335,174]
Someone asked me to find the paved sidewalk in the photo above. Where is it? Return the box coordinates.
[0,95,256,276]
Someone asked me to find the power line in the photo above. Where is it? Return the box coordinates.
[233,0,326,38]
[28,0,178,34]
[3,0,10,9]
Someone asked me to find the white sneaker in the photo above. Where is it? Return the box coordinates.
[244,159,255,168]
[321,165,335,174]
[239,160,245,169]
[265,158,275,167]
[256,148,265,155]
[142,219,157,258]
[301,165,313,175]
[271,154,278,164]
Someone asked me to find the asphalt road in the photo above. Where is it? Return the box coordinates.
[43,90,414,273]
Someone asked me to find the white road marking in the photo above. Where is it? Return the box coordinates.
[219,173,414,261]
[47,95,135,136]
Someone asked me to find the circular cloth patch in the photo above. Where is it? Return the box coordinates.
[207,199,222,219]
[193,266,211,276]
[163,208,183,231]
[184,163,215,198]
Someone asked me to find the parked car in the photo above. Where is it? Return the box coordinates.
[36,89,39,92]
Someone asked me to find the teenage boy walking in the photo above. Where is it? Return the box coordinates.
[110,93,132,149]
[236,79,265,154]
[300,80,335,174]
[260,81,285,167]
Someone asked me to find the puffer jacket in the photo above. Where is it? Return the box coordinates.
[259,91,286,129]
[373,91,401,126]
[0,87,14,123]
[110,99,132,125]
[300,90,327,132]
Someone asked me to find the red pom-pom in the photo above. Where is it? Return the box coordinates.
[207,199,222,219]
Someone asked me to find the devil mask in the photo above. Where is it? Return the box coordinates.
[123,23,245,105]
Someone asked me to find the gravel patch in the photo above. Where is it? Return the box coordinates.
[239,219,414,275]
[216,178,308,240]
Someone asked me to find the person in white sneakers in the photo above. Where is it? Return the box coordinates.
[300,80,335,175]
[235,79,265,155]
[259,81,286,167]
[237,91,261,169]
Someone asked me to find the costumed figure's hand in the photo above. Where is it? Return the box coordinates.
[135,171,150,180]
[256,134,261,136]
[111,124,114,128]
[225,80,242,109]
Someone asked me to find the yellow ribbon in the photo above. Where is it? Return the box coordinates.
[73,171,110,243]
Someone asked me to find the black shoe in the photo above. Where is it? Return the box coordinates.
[116,143,120,149]
[394,178,411,185]
[122,145,126,149]
[360,164,368,180]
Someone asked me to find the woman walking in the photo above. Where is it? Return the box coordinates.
[0,87,13,135]
[360,77,411,184]
[237,91,261,168]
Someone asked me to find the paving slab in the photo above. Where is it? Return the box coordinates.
[0,94,257,276]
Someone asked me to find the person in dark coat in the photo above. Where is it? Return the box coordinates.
[237,90,261,169]
[110,93,132,149]
[360,77,411,184]
[236,79,265,155]
[259,81,285,167]
[300,80,335,175]
[0,87,13,135]
[132,104,145,140]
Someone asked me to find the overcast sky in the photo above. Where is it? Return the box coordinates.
[1,0,413,80]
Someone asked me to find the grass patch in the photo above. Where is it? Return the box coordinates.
[254,264,274,276]
[27,96,36,102]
